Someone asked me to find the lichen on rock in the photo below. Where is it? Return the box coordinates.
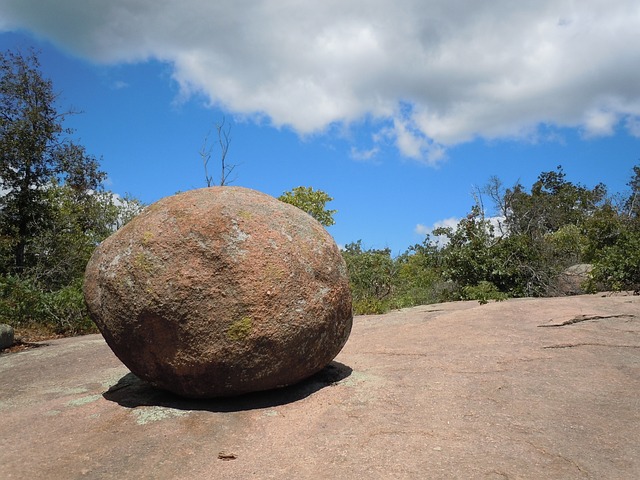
[227,317,253,341]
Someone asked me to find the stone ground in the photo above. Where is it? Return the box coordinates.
[1,293,639,479]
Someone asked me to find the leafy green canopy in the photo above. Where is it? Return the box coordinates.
[0,49,143,336]
[0,49,106,274]
[278,186,337,227]
[342,165,640,314]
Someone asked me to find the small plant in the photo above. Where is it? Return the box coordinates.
[0,275,97,336]
[278,186,337,227]
[462,281,508,305]
[352,297,387,315]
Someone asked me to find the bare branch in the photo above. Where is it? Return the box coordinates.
[199,115,236,187]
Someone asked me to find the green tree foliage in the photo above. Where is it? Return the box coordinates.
[432,206,498,289]
[462,281,508,305]
[0,50,105,274]
[393,239,448,307]
[278,186,337,227]
[342,241,396,314]
[342,239,453,314]
[623,165,640,219]
[588,228,640,293]
[0,186,142,335]
[490,166,608,295]
[429,206,519,300]
[341,164,640,315]
[0,49,143,336]
[503,166,606,237]
[586,165,640,293]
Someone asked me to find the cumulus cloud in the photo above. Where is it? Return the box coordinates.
[415,217,460,245]
[2,0,640,161]
[416,214,506,245]
[416,217,461,235]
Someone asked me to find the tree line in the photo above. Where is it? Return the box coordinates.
[0,49,143,336]
[344,165,640,313]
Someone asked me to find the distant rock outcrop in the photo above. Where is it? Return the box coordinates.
[0,324,14,350]
[555,263,593,295]
[83,187,352,398]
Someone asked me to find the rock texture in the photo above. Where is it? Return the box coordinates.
[2,294,639,480]
[0,324,14,350]
[83,186,352,398]
[556,263,593,295]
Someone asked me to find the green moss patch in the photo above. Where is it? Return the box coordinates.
[227,316,252,341]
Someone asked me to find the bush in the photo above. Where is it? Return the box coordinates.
[0,275,97,336]
[461,281,508,305]
[587,229,640,293]
[352,297,388,315]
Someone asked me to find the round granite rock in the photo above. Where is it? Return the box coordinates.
[83,187,352,398]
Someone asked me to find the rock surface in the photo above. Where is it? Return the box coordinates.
[555,263,594,295]
[83,186,352,398]
[1,294,639,479]
[0,324,14,350]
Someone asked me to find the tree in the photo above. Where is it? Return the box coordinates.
[27,185,143,289]
[0,49,104,274]
[278,186,337,226]
[0,49,145,336]
[502,166,606,238]
[393,238,447,306]
[341,240,396,313]
[586,164,640,293]
[588,228,640,293]
[431,205,511,298]
[475,166,610,295]
[199,116,236,187]
[624,164,640,219]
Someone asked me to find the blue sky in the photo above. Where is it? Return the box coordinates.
[1,1,639,254]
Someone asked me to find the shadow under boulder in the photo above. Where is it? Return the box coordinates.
[103,361,352,413]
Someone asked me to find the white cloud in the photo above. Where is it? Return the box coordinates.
[627,117,640,138]
[394,118,426,160]
[415,217,460,245]
[416,214,506,245]
[349,145,380,162]
[487,215,507,237]
[583,109,618,137]
[111,80,129,90]
[2,1,640,162]
[416,217,460,235]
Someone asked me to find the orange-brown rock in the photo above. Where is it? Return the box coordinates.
[83,187,352,398]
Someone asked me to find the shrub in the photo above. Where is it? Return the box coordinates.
[0,275,97,336]
[587,229,640,293]
[352,297,388,315]
[461,281,508,305]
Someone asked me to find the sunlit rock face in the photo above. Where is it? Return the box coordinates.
[84,187,352,398]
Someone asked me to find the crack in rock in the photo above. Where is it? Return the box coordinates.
[543,342,640,349]
[538,314,635,328]
[523,440,588,475]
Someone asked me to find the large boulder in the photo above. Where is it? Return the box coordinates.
[0,324,14,350]
[84,187,352,398]
[555,263,593,295]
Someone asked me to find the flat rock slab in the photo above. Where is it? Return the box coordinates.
[1,294,639,479]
